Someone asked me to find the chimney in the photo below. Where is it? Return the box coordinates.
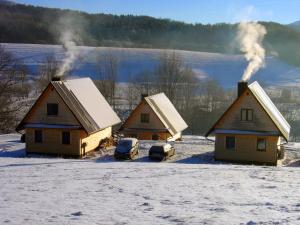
[51,76,61,82]
[238,81,248,97]
[141,93,148,100]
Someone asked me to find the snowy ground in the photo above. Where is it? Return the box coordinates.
[0,134,300,225]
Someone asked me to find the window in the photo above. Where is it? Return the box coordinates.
[140,113,150,123]
[257,138,266,151]
[47,103,58,116]
[226,136,235,150]
[152,134,159,140]
[241,108,253,121]
[62,131,70,145]
[34,130,43,143]
[130,134,138,138]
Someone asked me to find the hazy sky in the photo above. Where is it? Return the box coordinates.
[15,0,300,24]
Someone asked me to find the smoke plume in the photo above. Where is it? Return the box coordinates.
[56,31,79,77]
[237,21,267,81]
[51,13,88,77]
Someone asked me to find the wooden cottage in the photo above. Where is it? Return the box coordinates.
[120,93,188,141]
[206,81,290,166]
[16,77,121,157]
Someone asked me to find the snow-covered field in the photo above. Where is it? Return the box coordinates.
[3,43,300,88]
[0,134,300,225]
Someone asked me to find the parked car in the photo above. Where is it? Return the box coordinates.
[149,143,175,161]
[114,138,139,160]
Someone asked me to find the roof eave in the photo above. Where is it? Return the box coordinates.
[248,84,290,142]
[15,83,54,132]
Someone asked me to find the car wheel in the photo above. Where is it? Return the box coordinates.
[130,152,135,160]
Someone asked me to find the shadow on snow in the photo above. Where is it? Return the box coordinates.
[174,151,215,164]
[0,142,26,158]
[286,160,300,167]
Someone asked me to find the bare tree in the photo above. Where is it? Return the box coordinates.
[0,45,29,133]
[198,79,226,112]
[134,70,157,96]
[36,54,59,93]
[177,67,199,109]
[125,73,140,110]
[94,52,118,108]
[154,51,201,108]
[155,51,186,104]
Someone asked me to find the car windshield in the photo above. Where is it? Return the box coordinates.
[150,146,164,153]
[118,140,132,148]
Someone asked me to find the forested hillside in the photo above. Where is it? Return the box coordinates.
[0,2,300,67]
[289,21,300,31]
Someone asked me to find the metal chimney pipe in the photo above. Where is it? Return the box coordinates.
[51,76,61,81]
[238,81,248,97]
[141,93,148,100]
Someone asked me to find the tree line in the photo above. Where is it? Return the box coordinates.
[1,2,300,67]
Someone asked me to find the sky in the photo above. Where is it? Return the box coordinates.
[14,0,300,24]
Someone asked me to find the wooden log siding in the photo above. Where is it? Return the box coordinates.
[26,86,80,126]
[123,101,168,131]
[25,128,81,156]
[215,134,278,165]
[80,127,112,155]
[124,131,171,140]
[25,127,113,157]
[215,90,279,133]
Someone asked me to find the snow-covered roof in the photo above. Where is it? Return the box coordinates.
[145,93,188,135]
[248,81,290,141]
[17,78,121,134]
[51,78,121,133]
[206,81,290,141]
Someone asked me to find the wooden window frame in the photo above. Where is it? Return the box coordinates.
[152,134,159,140]
[34,130,43,143]
[225,136,236,150]
[130,133,138,138]
[140,113,150,123]
[47,103,59,116]
[241,108,253,121]
[62,131,71,145]
[257,138,266,152]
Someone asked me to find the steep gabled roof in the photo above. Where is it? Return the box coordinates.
[206,81,290,141]
[17,78,121,134]
[248,81,290,141]
[144,93,188,135]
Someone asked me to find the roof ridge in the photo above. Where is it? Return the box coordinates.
[145,92,187,135]
[146,97,175,135]
[145,92,164,99]
[248,82,290,141]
